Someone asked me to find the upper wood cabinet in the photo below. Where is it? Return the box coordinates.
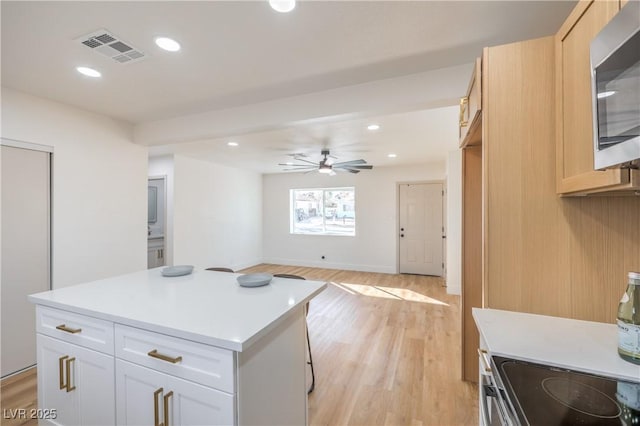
[459,57,482,148]
[555,0,640,195]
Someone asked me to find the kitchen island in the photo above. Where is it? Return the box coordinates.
[28,267,327,426]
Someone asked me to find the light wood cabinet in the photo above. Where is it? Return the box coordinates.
[555,0,640,195]
[459,58,482,148]
[37,334,115,426]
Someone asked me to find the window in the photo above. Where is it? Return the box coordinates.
[290,187,355,236]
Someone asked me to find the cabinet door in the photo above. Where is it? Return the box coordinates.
[116,359,235,426]
[166,373,235,426]
[37,334,115,426]
[74,345,115,425]
[556,0,626,194]
[116,359,166,426]
[37,335,78,426]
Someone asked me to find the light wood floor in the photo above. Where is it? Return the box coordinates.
[241,265,478,426]
[0,265,477,426]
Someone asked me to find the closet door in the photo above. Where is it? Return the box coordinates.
[1,144,51,377]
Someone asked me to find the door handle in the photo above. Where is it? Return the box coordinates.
[164,391,173,426]
[59,355,68,390]
[65,357,76,392]
[56,324,82,334]
[153,388,164,426]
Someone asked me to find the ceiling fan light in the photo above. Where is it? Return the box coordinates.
[269,0,296,13]
[319,167,332,174]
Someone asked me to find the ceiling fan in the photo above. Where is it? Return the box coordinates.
[279,149,373,175]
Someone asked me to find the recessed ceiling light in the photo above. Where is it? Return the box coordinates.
[269,0,296,13]
[597,90,616,99]
[76,66,101,78]
[155,37,181,52]
[227,141,239,147]
[388,153,397,158]
[367,124,380,131]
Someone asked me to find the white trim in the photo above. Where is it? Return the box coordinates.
[262,258,396,274]
[1,137,54,153]
[396,180,445,277]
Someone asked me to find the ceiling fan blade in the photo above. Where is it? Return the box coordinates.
[290,158,319,166]
[278,163,315,167]
[283,168,316,171]
[332,159,367,166]
[334,164,373,170]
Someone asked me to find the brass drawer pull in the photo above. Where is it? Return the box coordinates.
[59,355,69,390]
[56,324,82,334]
[153,387,163,426]
[65,357,76,392]
[164,391,173,426]
[148,349,182,364]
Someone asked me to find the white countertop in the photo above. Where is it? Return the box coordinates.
[473,308,640,382]
[29,267,327,352]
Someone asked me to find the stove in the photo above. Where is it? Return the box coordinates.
[492,356,640,426]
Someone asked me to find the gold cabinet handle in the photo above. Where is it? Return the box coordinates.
[459,97,469,127]
[148,349,182,364]
[59,355,69,390]
[154,387,164,426]
[56,324,82,334]
[65,357,76,392]
[163,391,173,426]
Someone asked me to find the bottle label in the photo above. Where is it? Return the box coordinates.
[617,381,640,411]
[618,320,640,356]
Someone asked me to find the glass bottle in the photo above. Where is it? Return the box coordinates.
[618,272,640,364]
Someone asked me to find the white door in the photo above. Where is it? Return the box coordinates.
[399,183,444,276]
[1,145,51,377]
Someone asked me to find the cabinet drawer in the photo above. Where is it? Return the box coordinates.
[115,325,235,393]
[36,305,114,355]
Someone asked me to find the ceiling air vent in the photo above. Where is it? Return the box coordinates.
[75,29,146,64]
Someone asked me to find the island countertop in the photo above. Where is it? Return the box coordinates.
[473,308,640,382]
[28,267,327,352]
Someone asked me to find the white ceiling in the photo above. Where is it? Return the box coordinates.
[1,1,576,173]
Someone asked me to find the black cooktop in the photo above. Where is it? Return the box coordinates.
[493,356,640,426]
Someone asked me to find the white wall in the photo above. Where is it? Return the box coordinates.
[148,155,175,266]
[445,150,462,295]
[263,163,446,274]
[1,88,148,288]
[171,155,262,271]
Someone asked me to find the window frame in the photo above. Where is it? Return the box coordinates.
[289,187,356,236]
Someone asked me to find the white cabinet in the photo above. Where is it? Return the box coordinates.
[116,359,235,426]
[147,238,165,269]
[37,334,115,426]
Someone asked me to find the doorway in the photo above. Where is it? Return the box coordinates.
[147,176,166,269]
[398,182,444,276]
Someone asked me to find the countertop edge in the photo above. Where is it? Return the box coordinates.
[472,307,640,383]
[28,282,328,352]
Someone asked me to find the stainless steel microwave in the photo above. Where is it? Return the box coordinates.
[590,1,640,170]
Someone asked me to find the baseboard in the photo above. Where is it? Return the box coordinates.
[261,258,396,274]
